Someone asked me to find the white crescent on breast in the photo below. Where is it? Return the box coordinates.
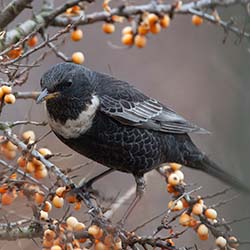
[47,95,100,139]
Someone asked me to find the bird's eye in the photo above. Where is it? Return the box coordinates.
[64,80,73,88]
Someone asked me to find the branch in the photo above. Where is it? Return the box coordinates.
[0,223,42,240]
[3,128,72,186]
[0,0,34,30]
[0,0,88,52]
[51,0,250,39]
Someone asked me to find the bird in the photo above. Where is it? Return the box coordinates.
[37,62,248,218]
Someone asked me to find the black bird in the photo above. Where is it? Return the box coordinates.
[37,63,248,215]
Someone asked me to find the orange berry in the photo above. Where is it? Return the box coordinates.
[88,225,103,239]
[134,35,147,48]
[192,15,203,26]
[104,234,114,247]
[34,191,45,204]
[0,184,8,194]
[168,173,180,186]
[26,161,36,173]
[179,213,191,226]
[32,157,43,167]
[27,35,38,47]
[66,194,77,203]
[160,15,170,28]
[166,239,175,246]
[74,201,81,210]
[197,197,204,205]
[169,163,182,170]
[1,85,12,95]
[40,210,48,220]
[148,13,159,26]
[43,239,54,248]
[114,238,122,250]
[4,93,15,104]
[42,201,52,212]
[150,23,161,34]
[166,184,175,193]
[71,29,83,41]
[2,148,16,160]
[204,208,217,219]
[26,184,40,192]
[0,87,4,99]
[66,216,78,229]
[7,47,23,59]
[51,245,62,250]
[168,200,183,211]
[174,170,184,181]
[72,52,85,64]
[38,148,52,157]
[72,5,81,13]
[52,195,64,208]
[192,203,203,215]
[3,141,17,151]
[181,198,189,208]
[228,236,239,248]
[56,186,66,197]
[66,7,73,14]
[121,34,134,46]
[94,241,108,250]
[138,24,149,35]
[197,224,209,237]
[102,22,115,34]
[34,166,48,179]
[74,222,86,231]
[215,236,227,248]
[188,216,198,227]
[1,191,15,205]
[44,229,56,241]
[17,156,27,168]
[72,239,80,248]
[198,233,209,240]
[22,130,35,142]
[122,26,133,35]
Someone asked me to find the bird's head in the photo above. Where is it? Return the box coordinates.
[37,63,95,105]
[37,63,98,123]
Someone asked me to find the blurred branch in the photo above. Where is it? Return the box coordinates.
[0,0,34,30]
[14,91,40,100]
[0,223,42,240]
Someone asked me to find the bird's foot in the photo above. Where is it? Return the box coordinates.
[76,181,100,201]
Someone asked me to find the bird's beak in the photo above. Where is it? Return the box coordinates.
[36,88,60,104]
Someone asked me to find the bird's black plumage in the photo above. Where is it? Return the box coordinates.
[38,62,249,193]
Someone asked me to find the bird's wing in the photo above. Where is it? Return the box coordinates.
[96,75,208,134]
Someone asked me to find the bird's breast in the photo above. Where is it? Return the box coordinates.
[47,95,100,139]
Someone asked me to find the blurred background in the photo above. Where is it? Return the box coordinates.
[1,1,250,249]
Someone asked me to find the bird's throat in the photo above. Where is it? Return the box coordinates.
[47,95,100,139]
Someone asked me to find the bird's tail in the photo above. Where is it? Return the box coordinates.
[188,154,249,194]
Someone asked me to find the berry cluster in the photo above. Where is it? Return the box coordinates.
[0,85,15,104]
[162,163,240,249]
[6,35,39,60]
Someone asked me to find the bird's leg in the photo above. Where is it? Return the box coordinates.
[119,174,146,225]
[75,169,115,201]
[79,168,115,192]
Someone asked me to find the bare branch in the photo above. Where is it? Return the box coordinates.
[0,0,34,30]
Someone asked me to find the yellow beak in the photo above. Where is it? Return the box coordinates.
[36,88,59,104]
